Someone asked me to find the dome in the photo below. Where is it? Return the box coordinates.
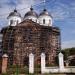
[7,9,21,18]
[39,9,52,17]
[24,7,38,22]
[24,7,38,18]
[7,9,22,26]
[38,9,52,26]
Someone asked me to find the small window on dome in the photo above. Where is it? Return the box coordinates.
[36,20,37,22]
[43,19,45,24]
[10,20,13,25]
[17,20,19,24]
[49,19,51,23]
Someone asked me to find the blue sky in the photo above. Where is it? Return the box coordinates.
[0,0,75,49]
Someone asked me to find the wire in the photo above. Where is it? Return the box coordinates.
[0,1,46,17]
[0,0,75,19]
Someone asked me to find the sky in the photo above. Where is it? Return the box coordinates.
[0,0,75,49]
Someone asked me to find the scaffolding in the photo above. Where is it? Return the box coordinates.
[1,20,60,67]
[2,26,15,65]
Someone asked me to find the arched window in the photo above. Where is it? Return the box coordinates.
[49,19,51,23]
[17,20,18,24]
[10,20,13,25]
[36,19,37,22]
[43,19,45,24]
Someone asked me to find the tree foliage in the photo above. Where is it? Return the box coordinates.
[62,47,75,60]
[61,47,75,66]
[62,47,75,55]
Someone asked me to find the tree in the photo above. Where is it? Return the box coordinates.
[62,47,75,66]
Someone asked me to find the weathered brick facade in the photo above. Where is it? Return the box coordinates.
[1,20,60,66]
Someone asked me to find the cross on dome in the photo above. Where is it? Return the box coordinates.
[7,0,53,26]
[7,8,22,26]
[43,0,46,9]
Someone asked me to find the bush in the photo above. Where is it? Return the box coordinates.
[1,73,8,75]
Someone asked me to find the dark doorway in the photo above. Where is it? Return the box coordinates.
[23,56,29,67]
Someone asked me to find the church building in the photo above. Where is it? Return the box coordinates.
[1,7,61,66]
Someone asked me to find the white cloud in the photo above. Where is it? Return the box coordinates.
[51,1,70,20]
[0,0,43,16]
[0,0,43,28]
[0,0,75,21]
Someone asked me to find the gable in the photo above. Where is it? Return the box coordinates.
[17,19,40,27]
